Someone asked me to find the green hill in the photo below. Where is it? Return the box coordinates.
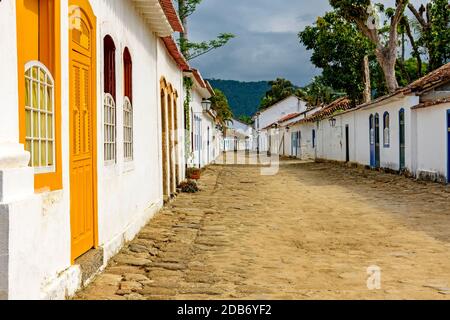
[207,79,269,118]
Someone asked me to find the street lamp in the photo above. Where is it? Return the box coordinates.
[202,99,212,112]
[329,117,337,127]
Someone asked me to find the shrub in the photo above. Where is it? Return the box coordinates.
[179,180,199,193]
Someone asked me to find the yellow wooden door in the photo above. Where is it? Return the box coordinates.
[69,1,97,261]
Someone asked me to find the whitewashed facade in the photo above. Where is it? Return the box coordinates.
[282,63,450,184]
[185,70,219,168]
[0,0,216,300]
[252,95,307,153]
[221,119,253,152]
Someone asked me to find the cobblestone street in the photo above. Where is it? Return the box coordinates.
[77,157,450,300]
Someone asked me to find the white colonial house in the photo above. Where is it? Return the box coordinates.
[184,69,220,168]
[0,0,215,300]
[252,95,308,154]
[221,119,254,152]
[281,63,450,184]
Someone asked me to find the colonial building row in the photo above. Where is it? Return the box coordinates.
[259,63,450,184]
[0,0,219,299]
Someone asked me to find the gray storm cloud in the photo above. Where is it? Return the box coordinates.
[187,0,428,86]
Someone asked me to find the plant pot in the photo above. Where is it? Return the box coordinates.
[189,172,201,180]
[187,168,201,180]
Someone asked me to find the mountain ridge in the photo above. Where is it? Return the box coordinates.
[207,79,270,118]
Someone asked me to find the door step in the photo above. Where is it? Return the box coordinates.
[75,248,104,286]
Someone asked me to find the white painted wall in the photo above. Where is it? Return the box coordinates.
[0,0,20,144]
[254,96,307,153]
[186,83,218,168]
[289,93,448,184]
[0,0,187,299]
[415,103,450,180]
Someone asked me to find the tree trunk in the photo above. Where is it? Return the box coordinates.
[375,48,399,93]
[178,0,189,56]
[362,55,371,103]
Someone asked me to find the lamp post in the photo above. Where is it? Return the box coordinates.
[329,117,337,128]
[201,99,212,112]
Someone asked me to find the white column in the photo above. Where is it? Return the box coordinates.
[0,0,41,300]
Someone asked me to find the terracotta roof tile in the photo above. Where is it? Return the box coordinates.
[289,97,352,125]
[408,62,450,93]
[161,37,189,71]
[278,113,301,123]
[192,68,207,88]
[412,97,450,109]
[159,0,184,33]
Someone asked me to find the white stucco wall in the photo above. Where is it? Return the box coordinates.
[415,103,450,181]
[1,0,186,299]
[0,0,20,144]
[255,96,307,131]
[290,94,439,178]
[187,85,217,168]
[254,96,307,153]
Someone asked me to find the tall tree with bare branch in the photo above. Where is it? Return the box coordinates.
[330,0,409,93]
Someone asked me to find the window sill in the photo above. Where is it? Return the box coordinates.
[123,161,135,173]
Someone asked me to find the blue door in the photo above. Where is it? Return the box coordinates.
[369,115,375,167]
[291,132,297,156]
[375,113,381,168]
[447,110,450,183]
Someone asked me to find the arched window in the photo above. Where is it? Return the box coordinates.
[123,47,133,161]
[103,35,116,163]
[383,112,390,147]
[123,97,133,161]
[17,0,63,190]
[123,47,133,103]
[24,61,55,173]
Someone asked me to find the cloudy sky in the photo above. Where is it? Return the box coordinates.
[187,0,427,86]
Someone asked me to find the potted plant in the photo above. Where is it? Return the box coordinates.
[186,167,201,180]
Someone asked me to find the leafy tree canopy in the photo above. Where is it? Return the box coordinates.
[329,0,409,93]
[177,0,235,61]
[210,88,234,130]
[259,78,298,110]
[299,12,374,104]
[297,76,346,107]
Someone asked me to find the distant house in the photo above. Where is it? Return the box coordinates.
[184,69,219,168]
[221,119,253,152]
[252,95,308,154]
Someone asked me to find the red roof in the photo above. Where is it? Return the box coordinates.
[192,68,206,88]
[161,37,189,71]
[412,97,450,110]
[278,113,301,123]
[206,81,215,96]
[289,97,352,125]
[159,0,184,33]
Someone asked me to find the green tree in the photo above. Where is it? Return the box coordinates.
[408,0,450,72]
[299,12,374,104]
[329,0,409,93]
[178,0,235,60]
[297,77,345,107]
[210,88,234,132]
[259,78,297,110]
[238,115,253,125]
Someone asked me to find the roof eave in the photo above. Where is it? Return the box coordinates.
[132,0,175,37]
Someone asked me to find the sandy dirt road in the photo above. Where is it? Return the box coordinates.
[77,158,450,300]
